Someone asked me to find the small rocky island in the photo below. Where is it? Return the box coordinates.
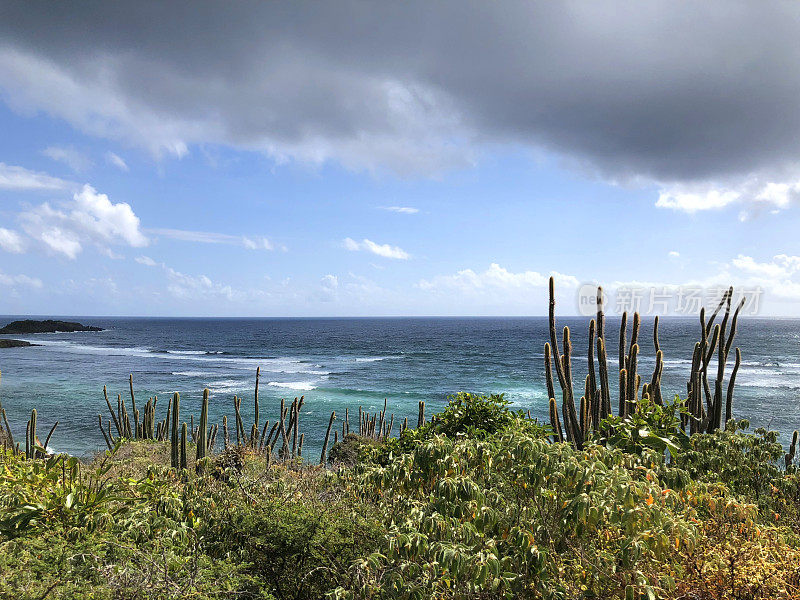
[0,339,37,348]
[0,319,103,334]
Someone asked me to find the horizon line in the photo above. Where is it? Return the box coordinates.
[1,313,797,320]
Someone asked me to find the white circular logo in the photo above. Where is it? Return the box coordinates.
[576,283,604,317]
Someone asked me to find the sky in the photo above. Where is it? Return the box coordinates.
[2,1,800,317]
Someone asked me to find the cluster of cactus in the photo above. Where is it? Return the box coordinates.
[21,408,57,459]
[547,278,744,448]
[355,399,398,442]
[224,393,308,462]
[684,289,744,434]
[546,278,617,449]
[164,390,216,471]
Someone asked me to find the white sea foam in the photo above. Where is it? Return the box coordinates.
[25,339,330,374]
[354,356,402,362]
[207,379,248,392]
[171,371,209,377]
[27,339,154,357]
[267,381,318,391]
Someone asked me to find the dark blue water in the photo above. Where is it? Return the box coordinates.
[1,316,799,458]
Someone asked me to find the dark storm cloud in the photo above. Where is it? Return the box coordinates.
[1,1,800,183]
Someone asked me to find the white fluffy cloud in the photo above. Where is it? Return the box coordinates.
[0,228,25,253]
[656,186,741,213]
[19,184,148,259]
[343,237,410,259]
[656,178,800,217]
[0,162,71,190]
[418,263,579,294]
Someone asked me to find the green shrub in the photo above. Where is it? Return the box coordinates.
[191,458,382,600]
[598,395,690,456]
[328,433,384,467]
[373,392,548,463]
[337,430,699,599]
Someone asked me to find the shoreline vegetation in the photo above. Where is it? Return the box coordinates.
[2,280,800,598]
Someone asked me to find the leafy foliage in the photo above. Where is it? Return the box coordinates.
[598,395,690,456]
[2,394,800,599]
[374,393,548,463]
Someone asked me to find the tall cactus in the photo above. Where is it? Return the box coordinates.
[587,319,598,431]
[254,366,260,440]
[626,343,639,415]
[548,277,567,393]
[320,411,336,466]
[180,422,188,471]
[726,347,742,423]
[170,392,180,469]
[561,326,581,447]
[27,408,37,459]
[544,343,556,402]
[196,388,209,472]
[596,337,611,419]
[548,397,564,443]
[129,374,139,440]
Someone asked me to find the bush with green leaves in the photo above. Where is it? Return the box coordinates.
[0,446,261,599]
[598,395,690,456]
[373,392,548,463]
[336,430,700,599]
[197,459,383,599]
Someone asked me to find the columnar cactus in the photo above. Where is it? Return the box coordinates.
[129,374,139,439]
[196,388,209,471]
[27,408,37,459]
[320,411,336,466]
[170,392,180,469]
[254,366,260,439]
[548,397,564,443]
[596,337,611,419]
[180,422,188,471]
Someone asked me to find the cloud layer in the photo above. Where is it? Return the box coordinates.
[2,2,800,201]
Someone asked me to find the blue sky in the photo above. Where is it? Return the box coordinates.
[2,2,800,317]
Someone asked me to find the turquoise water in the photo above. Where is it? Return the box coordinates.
[1,316,799,457]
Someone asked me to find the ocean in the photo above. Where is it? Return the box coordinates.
[1,316,799,458]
